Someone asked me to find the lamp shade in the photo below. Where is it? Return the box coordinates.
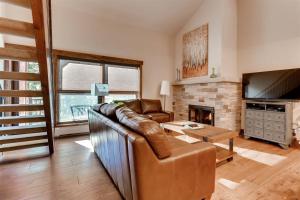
[160,80,170,96]
[91,83,109,96]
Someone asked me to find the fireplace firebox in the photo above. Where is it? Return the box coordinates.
[188,105,215,126]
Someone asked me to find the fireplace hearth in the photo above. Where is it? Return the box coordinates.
[188,105,215,126]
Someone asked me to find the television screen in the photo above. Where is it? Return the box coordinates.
[242,69,300,100]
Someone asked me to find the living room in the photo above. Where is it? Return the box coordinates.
[0,0,300,199]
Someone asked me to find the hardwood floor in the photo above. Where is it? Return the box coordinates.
[213,137,300,200]
[0,136,122,200]
[0,135,300,200]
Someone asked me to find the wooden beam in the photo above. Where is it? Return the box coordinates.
[0,142,49,152]
[0,125,47,135]
[0,104,44,112]
[0,47,37,61]
[0,0,31,8]
[0,17,35,38]
[0,71,40,81]
[0,115,45,124]
[0,135,48,145]
[53,49,144,67]
[4,43,144,67]
[0,90,43,97]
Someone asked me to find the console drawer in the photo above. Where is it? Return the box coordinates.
[246,111,255,119]
[254,120,263,128]
[254,111,264,120]
[273,133,285,143]
[264,112,285,122]
[273,113,285,122]
[254,128,264,138]
[246,119,254,127]
[264,112,274,121]
[264,131,273,140]
[245,128,254,136]
[264,121,285,132]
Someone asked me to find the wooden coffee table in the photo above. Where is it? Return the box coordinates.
[162,121,239,166]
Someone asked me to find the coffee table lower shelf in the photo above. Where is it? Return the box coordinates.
[215,146,236,167]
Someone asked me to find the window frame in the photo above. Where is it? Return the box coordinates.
[53,50,143,127]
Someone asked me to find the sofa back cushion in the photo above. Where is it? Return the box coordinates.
[116,106,171,159]
[141,99,162,114]
[123,99,142,114]
[92,103,106,113]
[100,103,123,121]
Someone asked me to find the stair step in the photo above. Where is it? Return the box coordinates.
[0,115,45,124]
[0,142,49,152]
[0,0,31,8]
[0,125,47,135]
[0,90,43,97]
[0,17,35,38]
[0,135,47,145]
[0,104,44,112]
[0,71,40,81]
[0,47,37,61]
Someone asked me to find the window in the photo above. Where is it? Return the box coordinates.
[57,60,103,123]
[61,62,103,90]
[105,64,140,103]
[55,54,142,125]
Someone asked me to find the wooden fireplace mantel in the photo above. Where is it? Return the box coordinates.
[173,77,240,86]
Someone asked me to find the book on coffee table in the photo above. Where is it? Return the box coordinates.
[165,120,204,128]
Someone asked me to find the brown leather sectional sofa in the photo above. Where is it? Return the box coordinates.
[88,102,216,200]
[121,99,174,123]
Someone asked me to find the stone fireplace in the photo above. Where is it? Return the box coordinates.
[173,80,242,131]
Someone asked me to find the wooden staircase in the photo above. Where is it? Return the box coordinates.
[0,0,54,154]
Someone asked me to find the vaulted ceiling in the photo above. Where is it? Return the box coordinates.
[52,0,204,34]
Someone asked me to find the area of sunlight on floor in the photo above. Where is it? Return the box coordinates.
[75,140,94,152]
[217,178,245,190]
[214,143,286,166]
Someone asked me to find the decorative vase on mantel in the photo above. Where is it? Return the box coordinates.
[210,67,217,78]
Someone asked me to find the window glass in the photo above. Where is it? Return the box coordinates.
[104,94,137,103]
[61,61,103,90]
[57,58,141,124]
[108,65,139,91]
[59,94,97,122]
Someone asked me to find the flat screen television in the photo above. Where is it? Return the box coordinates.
[242,69,300,100]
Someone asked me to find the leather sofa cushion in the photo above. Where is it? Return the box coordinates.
[141,99,162,114]
[100,103,123,121]
[146,113,170,123]
[92,103,106,113]
[116,106,171,159]
[123,99,142,114]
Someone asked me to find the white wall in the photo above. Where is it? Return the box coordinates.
[52,4,174,103]
[1,4,35,46]
[238,0,300,74]
[174,0,238,82]
[51,3,174,135]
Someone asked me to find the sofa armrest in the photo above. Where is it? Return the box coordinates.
[128,133,216,200]
[161,142,216,199]
[162,111,174,121]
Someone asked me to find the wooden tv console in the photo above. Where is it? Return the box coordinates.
[244,100,293,149]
